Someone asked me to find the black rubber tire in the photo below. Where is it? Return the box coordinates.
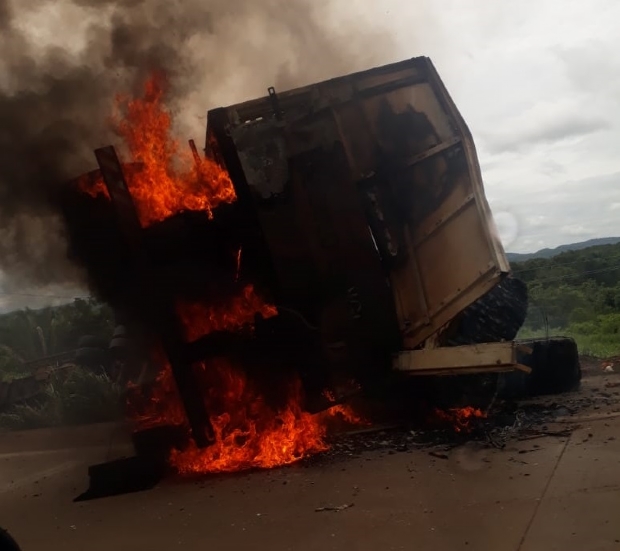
[525,337,581,395]
[500,337,581,398]
[446,276,529,346]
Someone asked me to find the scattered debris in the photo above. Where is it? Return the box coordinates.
[315,503,354,513]
[429,451,449,460]
[517,428,573,441]
[302,368,620,469]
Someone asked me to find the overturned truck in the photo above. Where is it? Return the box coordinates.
[65,57,579,465]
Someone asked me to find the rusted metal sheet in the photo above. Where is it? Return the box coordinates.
[208,57,510,367]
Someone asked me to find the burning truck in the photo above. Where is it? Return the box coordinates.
[61,56,579,495]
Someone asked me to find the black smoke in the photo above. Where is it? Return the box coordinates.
[0,0,396,301]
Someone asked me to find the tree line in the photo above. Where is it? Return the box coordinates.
[513,242,620,357]
[0,298,114,381]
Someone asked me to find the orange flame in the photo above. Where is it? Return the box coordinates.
[433,406,487,433]
[170,362,328,474]
[234,247,242,282]
[127,361,187,430]
[176,284,277,343]
[322,389,368,426]
[131,358,366,474]
[127,285,363,474]
[325,404,367,426]
[128,356,365,474]
[78,72,236,226]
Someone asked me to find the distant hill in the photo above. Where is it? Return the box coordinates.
[506,237,620,262]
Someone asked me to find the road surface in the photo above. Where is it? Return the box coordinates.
[1,371,619,551]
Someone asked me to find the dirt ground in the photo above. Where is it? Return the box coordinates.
[1,365,619,551]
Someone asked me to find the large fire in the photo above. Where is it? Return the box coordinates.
[79,73,236,227]
[128,352,362,474]
[177,284,278,343]
[127,283,363,474]
[170,361,329,474]
[87,72,364,474]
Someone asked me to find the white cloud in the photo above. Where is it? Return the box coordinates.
[17,0,620,260]
[525,216,548,228]
[380,0,620,253]
[560,225,590,237]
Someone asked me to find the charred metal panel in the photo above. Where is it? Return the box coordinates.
[226,119,324,314]
[289,137,401,378]
[94,147,142,248]
[205,110,280,299]
[230,121,289,199]
[223,110,401,381]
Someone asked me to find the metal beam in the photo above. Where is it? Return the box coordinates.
[403,136,461,168]
[393,341,531,376]
[94,146,142,250]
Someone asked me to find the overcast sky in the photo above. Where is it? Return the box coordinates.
[2,0,620,311]
[20,0,619,256]
[381,0,620,253]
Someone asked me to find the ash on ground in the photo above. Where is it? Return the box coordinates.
[307,365,620,467]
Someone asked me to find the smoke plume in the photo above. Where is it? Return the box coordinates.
[0,0,398,304]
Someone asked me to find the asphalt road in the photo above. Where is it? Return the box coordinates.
[1,372,619,551]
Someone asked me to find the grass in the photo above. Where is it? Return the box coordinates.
[0,368,124,431]
[566,334,620,359]
[518,326,620,358]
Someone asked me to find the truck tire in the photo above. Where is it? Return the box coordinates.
[446,276,529,346]
[500,337,581,398]
[524,337,581,395]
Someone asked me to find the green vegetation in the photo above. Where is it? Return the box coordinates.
[0,369,123,430]
[513,242,620,358]
[0,298,118,430]
[0,298,114,381]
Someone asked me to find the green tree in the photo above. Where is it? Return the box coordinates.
[513,242,620,357]
[0,299,114,380]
